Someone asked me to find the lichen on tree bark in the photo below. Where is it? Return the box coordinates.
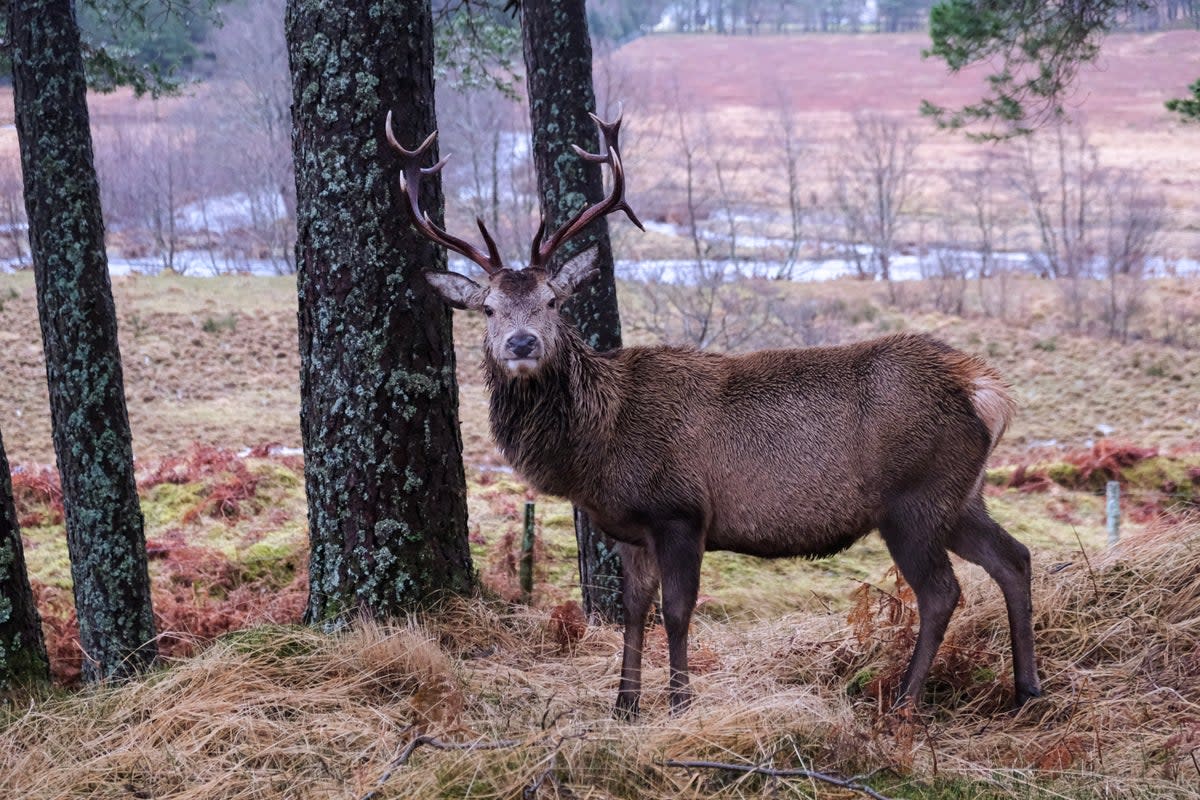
[0,427,49,691]
[9,0,157,682]
[287,0,475,622]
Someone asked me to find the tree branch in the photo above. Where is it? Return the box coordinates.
[362,734,523,800]
[665,759,895,800]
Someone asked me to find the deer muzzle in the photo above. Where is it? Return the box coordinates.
[503,332,543,375]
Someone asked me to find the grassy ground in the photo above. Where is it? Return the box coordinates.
[3,272,1200,467]
[3,273,1200,797]
[3,519,1200,798]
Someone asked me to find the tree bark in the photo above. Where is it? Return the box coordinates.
[521,0,625,623]
[287,0,475,622]
[9,0,157,682]
[0,427,49,690]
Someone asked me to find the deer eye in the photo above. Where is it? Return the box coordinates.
[547,298,556,310]
[483,307,495,317]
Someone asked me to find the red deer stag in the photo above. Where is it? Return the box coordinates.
[385,110,1040,718]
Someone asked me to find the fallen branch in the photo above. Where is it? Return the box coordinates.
[362,734,523,800]
[665,759,894,800]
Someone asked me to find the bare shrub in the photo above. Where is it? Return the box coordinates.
[946,151,1026,319]
[978,259,1031,323]
[1153,273,1200,348]
[1011,120,1169,338]
[624,98,783,350]
[626,271,848,352]
[920,235,970,315]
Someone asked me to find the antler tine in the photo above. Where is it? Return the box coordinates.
[530,110,645,272]
[384,110,504,276]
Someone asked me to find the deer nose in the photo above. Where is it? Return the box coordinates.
[507,333,539,359]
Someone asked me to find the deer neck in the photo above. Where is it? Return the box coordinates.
[486,329,619,498]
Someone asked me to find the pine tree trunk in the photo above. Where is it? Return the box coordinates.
[9,0,157,682]
[521,0,625,623]
[0,427,49,690]
[287,0,475,622]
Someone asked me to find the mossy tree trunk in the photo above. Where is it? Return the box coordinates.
[9,0,157,682]
[287,0,475,622]
[521,0,625,623]
[0,427,49,691]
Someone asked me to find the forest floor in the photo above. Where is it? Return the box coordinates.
[2,273,1200,797]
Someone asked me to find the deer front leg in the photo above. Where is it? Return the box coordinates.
[655,522,703,715]
[614,542,659,720]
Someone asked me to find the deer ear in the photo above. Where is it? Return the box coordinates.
[548,249,600,296]
[425,271,486,310]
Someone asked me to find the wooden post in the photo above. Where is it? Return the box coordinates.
[1106,481,1120,546]
[520,501,535,604]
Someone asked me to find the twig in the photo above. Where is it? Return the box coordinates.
[665,759,895,800]
[809,590,834,614]
[921,717,939,777]
[362,734,522,800]
[1070,524,1102,601]
[524,766,576,799]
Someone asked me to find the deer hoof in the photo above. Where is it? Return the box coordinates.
[668,689,694,717]
[613,696,640,722]
[1013,685,1043,709]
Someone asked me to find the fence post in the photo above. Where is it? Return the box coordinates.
[520,501,535,604]
[1106,481,1121,546]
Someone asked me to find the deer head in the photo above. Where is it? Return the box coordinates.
[385,110,643,378]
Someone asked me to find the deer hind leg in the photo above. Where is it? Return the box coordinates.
[880,510,961,709]
[654,521,703,716]
[948,496,1041,707]
[614,542,660,721]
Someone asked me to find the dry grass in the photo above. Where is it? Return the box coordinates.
[5,518,1200,799]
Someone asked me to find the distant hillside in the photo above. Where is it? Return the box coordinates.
[610,31,1200,123]
[602,31,1200,253]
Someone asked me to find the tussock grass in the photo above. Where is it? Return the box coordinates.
[5,520,1200,798]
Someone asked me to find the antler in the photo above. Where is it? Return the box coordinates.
[529,111,645,272]
[385,110,504,276]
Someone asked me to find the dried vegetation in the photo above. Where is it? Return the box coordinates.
[2,262,1199,798]
[3,518,1200,798]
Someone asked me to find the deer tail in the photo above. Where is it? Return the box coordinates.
[946,352,1016,455]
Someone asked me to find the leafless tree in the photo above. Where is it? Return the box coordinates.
[0,159,29,265]
[945,151,1018,318]
[1010,121,1105,329]
[704,117,747,265]
[94,112,193,273]
[952,152,1003,277]
[771,99,812,279]
[667,103,724,347]
[625,96,780,351]
[437,87,536,265]
[208,0,295,272]
[1099,169,1166,342]
[830,113,919,297]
